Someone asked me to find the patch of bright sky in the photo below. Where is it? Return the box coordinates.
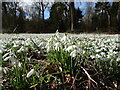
[44,9,50,19]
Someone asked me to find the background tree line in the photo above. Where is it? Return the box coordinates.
[2,1,120,33]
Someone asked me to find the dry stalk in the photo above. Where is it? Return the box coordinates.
[81,66,98,87]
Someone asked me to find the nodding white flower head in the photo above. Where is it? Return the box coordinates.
[116,57,120,62]
[96,54,101,58]
[27,69,35,78]
[3,52,9,58]
[18,62,22,67]
[26,69,39,78]
[96,49,101,52]
[13,44,19,48]
[11,56,17,65]
[4,56,11,61]
[3,67,8,74]
[100,52,105,55]
[15,40,21,45]
[90,55,95,59]
[17,46,25,53]
[46,44,51,52]
[66,45,77,52]
[70,50,77,58]
[54,42,61,51]
[113,51,117,54]
[61,34,68,42]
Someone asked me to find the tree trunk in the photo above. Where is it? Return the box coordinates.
[70,2,74,32]
[41,2,44,21]
[106,10,111,32]
[117,2,120,21]
[117,2,120,31]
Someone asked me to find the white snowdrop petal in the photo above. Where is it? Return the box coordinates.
[27,69,35,78]
[70,50,77,57]
[3,53,9,58]
[4,56,11,61]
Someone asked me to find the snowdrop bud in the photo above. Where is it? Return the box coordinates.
[27,69,35,78]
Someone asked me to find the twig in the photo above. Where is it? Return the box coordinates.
[12,25,18,33]
[81,66,98,86]
[70,71,80,90]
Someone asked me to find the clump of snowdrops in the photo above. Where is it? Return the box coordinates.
[1,32,120,89]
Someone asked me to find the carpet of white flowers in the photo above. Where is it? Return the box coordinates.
[0,32,120,89]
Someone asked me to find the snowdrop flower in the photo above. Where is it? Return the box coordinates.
[25,42,29,46]
[96,49,101,52]
[70,50,77,57]
[54,42,61,51]
[116,57,120,62]
[96,54,101,58]
[3,67,8,74]
[26,69,39,78]
[15,40,21,45]
[17,46,25,53]
[109,49,113,53]
[66,45,77,52]
[22,41,25,45]
[107,54,111,58]
[27,69,35,78]
[4,56,11,61]
[100,52,105,55]
[11,56,16,65]
[47,46,51,52]
[18,62,22,67]
[3,52,9,58]
[45,43,51,52]
[90,55,95,59]
[13,44,19,47]
[113,51,118,54]
[82,50,86,54]
[61,35,68,42]
[48,37,53,43]
[15,40,19,43]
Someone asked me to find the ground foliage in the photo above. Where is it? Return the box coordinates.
[0,32,120,89]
